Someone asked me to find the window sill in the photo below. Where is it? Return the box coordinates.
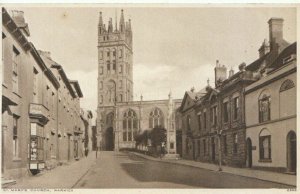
[259,120,271,124]
[13,157,22,162]
[259,159,272,163]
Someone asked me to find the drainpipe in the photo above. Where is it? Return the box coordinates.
[56,87,59,162]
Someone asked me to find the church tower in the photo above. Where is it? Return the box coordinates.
[97,10,133,150]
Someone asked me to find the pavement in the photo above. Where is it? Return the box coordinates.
[130,151,297,187]
[6,152,97,189]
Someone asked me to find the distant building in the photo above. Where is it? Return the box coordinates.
[91,125,97,151]
[80,109,93,155]
[96,10,181,154]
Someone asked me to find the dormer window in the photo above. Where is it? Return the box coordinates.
[282,54,296,65]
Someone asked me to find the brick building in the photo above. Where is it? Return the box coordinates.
[179,17,296,169]
[2,8,84,179]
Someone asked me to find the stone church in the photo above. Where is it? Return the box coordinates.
[96,10,182,153]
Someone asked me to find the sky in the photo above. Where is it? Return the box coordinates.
[9,5,297,112]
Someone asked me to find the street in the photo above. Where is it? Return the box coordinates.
[74,151,292,188]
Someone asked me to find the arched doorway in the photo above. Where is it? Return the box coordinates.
[287,131,296,173]
[246,138,252,168]
[105,112,115,151]
[106,127,114,151]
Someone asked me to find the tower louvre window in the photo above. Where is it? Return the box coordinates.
[119,49,122,58]
[99,66,103,75]
[107,61,110,71]
[119,65,123,74]
[113,60,116,70]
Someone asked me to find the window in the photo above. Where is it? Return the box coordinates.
[211,106,217,126]
[106,61,110,71]
[119,65,123,74]
[186,138,189,154]
[100,81,103,89]
[113,60,116,71]
[233,97,239,120]
[259,95,271,123]
[12,46,19,93]
[123,109,138,142]
[280,79,295,92]
[203,139,207,155]
[223,101,229,123]
[99,66,103,75]
[119,94,123,102]
[203,112,207,130]
[187,115,191,131]
[149,108,164,128]
[223,135,227,155]
[259,135,271,160]
[119,80,122,89]
[233,133,238,154]
[198,114,202,131]
[113,51,116,57]
[99,51,103,59]
[107,51,110,57]
[119,49,123,58]
[13,115,19,158]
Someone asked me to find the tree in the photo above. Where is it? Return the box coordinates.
[134,130,149,147]
[149,126,166,147]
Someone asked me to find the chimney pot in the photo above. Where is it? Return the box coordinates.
[239,62,246,71]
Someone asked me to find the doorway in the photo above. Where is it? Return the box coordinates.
[192,140,196,160]
[246,138,252,168]
[211,137,215,161]
[287,131,296,173]
[106,127,114,151]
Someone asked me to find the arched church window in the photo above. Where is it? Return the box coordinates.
[149,108,164,129]
[123,109,138,142]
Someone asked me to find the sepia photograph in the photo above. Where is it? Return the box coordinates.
[1,3,297,191]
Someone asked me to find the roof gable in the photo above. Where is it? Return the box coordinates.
[179,92,196,113]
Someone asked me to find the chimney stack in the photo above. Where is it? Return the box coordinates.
[214,60,227,87]
[268,18,284,51]
[258,39,270,58]
[11,10,30,37]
